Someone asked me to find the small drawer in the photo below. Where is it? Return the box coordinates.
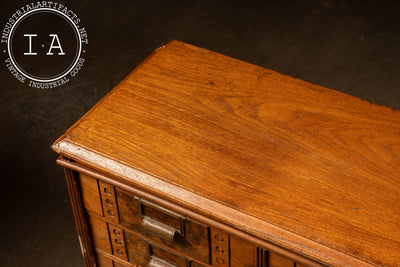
[116,188,210,264]
[148,244,187,267]
[125,231,202,267]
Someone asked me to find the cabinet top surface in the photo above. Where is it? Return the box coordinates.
[54,40,400,266]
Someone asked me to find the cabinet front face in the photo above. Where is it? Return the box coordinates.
[75,170,316,267]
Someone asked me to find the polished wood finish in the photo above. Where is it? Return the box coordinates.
[79,173,103,216]
[124,231,149,266]
[54,41,400,266]
[269,252,294,267]
[95,253,113,267]
[96,249,136,267]
[230,236,255,267]
[87,216,111,254]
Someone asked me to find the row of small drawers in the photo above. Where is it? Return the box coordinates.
[89,214,205,267]
[78,172,309,267]
[79,173,210,266]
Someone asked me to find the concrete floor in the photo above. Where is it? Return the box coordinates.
[1,0,399,266]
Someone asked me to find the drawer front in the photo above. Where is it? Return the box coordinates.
[116,188,210,264]
[126,232,189,267]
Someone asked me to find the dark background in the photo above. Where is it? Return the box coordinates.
[1,0,399,266]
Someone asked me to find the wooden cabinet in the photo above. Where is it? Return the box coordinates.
[53,41,400,267]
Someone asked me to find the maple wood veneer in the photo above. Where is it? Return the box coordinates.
[53,40,400,267]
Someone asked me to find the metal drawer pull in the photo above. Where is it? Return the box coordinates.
[142,217,177,241]
[148,257,176,267]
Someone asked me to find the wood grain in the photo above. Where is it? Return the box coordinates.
[95,253,113,267]
[87,216,111,254]
[230,235,255,267]
[124,230,149,266]
[54,40,400,266]
[269,252,294,267]
[96,249,136,267]
[79,173,103,216]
